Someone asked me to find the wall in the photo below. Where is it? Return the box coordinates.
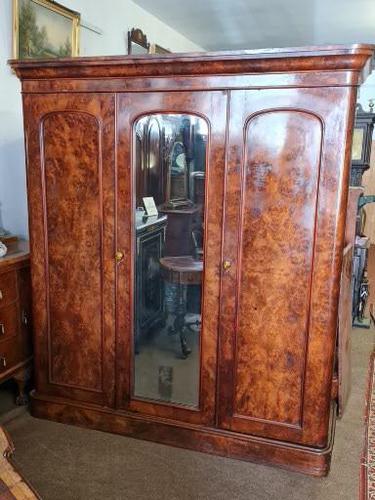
[0,1,27,237]
[0,0,202,239]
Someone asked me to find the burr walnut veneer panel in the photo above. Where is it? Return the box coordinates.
[43,112,102,390]
[219,86,359,447]
[234,110,321,427]
[23,94,116,406]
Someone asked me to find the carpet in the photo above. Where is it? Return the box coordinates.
[1,326,372,500]
[0,427,38,499]
[360,351,375,500]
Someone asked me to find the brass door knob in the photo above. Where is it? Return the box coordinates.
[115,251,124,263]
[223,259,232,271]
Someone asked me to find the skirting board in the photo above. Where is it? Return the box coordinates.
[30,391,336,477]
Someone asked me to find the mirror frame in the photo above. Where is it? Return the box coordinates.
[127,28,150,55]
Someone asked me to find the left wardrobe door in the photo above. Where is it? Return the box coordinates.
[24,94,116,407]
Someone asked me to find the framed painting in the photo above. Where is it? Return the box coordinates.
[13,0,80,59]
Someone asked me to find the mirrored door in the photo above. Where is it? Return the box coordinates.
[116,91,227,424]
[133,113,207,408]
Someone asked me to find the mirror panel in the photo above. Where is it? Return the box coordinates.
[133,113,208,407]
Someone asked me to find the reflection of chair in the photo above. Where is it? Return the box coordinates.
[159,256,202,358]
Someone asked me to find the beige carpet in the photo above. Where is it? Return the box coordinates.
[0,325,371,500]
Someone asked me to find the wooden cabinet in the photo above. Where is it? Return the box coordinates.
[10,45,373,477]
[0,242,32,403]
[158,206,200,256]
[135,215,167,347]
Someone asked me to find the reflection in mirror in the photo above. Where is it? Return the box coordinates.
[352,127,364,161]
[133,114,208,407]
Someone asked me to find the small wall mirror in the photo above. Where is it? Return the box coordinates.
[128,28,150,55]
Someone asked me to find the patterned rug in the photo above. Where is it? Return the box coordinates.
[0,427,38,499]
[360,351,375,499]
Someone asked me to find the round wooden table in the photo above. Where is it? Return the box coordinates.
[159,256,203,358]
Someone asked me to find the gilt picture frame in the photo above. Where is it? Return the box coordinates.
[149,43,171,55]
[13,0,80,59]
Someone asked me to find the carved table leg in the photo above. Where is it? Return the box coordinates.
[167,283,192,358]
[13,365,32,406]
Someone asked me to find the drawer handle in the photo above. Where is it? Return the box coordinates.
[22,310,28,326]
[0,357,6,368]
[0,290,2,300]
[0,323,4,335]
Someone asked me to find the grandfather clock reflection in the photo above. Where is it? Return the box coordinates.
[133,113,207,406]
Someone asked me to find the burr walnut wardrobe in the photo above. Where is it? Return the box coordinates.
[10,45,373,476]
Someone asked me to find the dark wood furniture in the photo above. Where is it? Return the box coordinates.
[158,205,200,256]
[10,45,374,476]
[335,106,375,417]
[335,187,364,417]
[350,103,375,186]
[135,215,167,348]
[0,241,32,404]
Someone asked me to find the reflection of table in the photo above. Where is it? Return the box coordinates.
[158,205,200,256]
[159,256,202,358]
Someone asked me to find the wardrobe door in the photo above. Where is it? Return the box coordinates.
[23,94,116,406]
[116,91,226,425]
[219,87,356,445]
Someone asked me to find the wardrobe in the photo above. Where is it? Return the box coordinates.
[10,45,373,476]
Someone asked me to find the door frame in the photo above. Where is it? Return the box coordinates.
[115,90,227,425]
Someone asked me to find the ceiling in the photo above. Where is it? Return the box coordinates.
[133,0,375,51]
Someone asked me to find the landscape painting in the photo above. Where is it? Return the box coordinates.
[13,0,80,59]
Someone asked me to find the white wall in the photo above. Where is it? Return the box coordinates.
[0,0,202,239]
[63,0,203,55]
[358,71,375,112]
[0,1,28,237]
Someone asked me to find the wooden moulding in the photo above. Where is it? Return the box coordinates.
[30,391,336,477]
[9,45,374,82]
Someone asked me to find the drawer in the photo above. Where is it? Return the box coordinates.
[0,271,17,307]
[0,335,28,376]
[0,303,19,341]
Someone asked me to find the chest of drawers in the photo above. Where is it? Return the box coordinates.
[0,241,32,404]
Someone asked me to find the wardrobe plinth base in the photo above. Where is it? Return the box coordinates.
[30,391,335,477]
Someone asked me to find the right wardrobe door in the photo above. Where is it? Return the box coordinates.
[218,87,356,447]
